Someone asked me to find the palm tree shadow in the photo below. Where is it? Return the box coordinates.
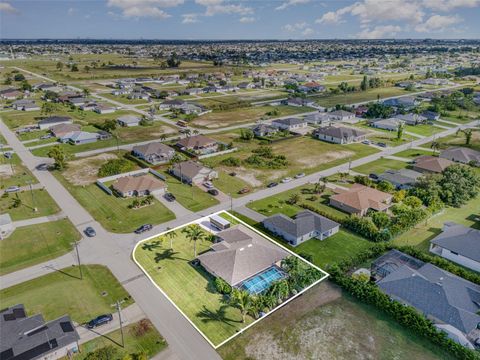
[154,249,188,263]
[196,305,241,326]
[142,240,162,251]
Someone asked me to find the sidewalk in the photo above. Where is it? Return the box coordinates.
[12,212,66,228]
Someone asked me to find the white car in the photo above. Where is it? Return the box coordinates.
[5,186,20,193]
[281,177,292,183]
[203,181,214,189]
[295,173,305,179]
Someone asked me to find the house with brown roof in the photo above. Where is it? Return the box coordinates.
[412,155,455,173]
[132,142,176,165]
[197,223,289,288]
[170,160,217,185]
[50,123,81,138]
[176,135,218,155]
[112,174,166,198]
[329,183,393,216]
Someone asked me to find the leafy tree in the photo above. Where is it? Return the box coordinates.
[409,174,443,207]
[430,141,440,153]
[360,75,368,91]
[240,128,254,141]
[71,63,79,72]
[371,211,390,229]
[230,289,252,323]
[98,159,135,177]
[41,102,57,115]
[166,52,181,68]
[456,128,473,145]
[393,189,406,203]
[353,175,373,187]
[376,180,395,193]
[47,145,68,170]
[214,277,232,294]
[403,195,422,209]
[287,193,300,205]
[98,119,117,132]
[21,80,32,91]
[56,61,64,71]
[181,224,205,257]
[83,88,90,97]
[365,102,393,119]
[438,164,480,207]
[396,122,404,140]
[14,73,25,82]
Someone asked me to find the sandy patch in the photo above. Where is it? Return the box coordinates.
[233,167,263,187]
[63,153,118,186]
[0,164,14,177]
[232,167,289,187]
[296,150,355,168]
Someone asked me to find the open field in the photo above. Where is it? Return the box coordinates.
[352,157,409,175]
[212,171,250,198]
[420,129,480,152]
[218,281,455,360]
[71,319,167,360]
[195,90,286,108]
[394,148,436,158]
[0,189,60,220]
[190,105,314,129]
[54,171,175,233]
[204,132,379,185]
[405,124,444,137]
[312,87,413,107]
[0,153,38,188]
[0,218,80,275]
[0,265,133,323]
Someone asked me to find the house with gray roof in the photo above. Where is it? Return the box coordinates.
[263,210,340,246]
[132,142,175,165]
[252,124,278,137]
[38,116,72,130]
[378,168,423,190]
[0,304,79,360]
[372,249,480,349]
[440,147,480,166]
[271,117,307,132]
[430,222,480,272]
[394,113,427,125]
[313,126,366,144]
[304,113,331,126]
[369,118,402,131]
[117,115,141,127]
[170,160,217,185]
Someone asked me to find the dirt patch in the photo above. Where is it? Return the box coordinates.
[232,167,263,187]
[63,153,118,186]
[0,164,14,178]
[295,150,355,168]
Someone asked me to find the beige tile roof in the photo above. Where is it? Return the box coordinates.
[176,135,216,149]
[414,155,454,173]
[112,174,165,194]
[331,184,392,212]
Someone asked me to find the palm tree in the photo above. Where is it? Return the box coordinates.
[314,181,326,194]
[182,225,205,258]
[183,128,191,138]
[457,128,473,145]
[193,129,200,135]
[230,289,252,323]
[160,134,167,142]
[166,230,177,249]
[430,141,440,154]
[82,88,90,97]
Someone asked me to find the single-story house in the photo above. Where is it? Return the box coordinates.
[439,147,480,166]
[128,92,150,100]
[0,88,22,100]
[69,97,86,107]
[394,113,427,126]
[372,249,480,349]
[176,135,218,155]
[271,117,307,132]
[171,160,217,185]
[59,131,102,145]
[183,88,204,96]
[196,224,289,288]
[237,82,255,89]
[132,142,176,165]
[50,123,81,138]
[0,213,14,239]
[304,113,331,126]
[378,168,423,189]
[313,126,367,144]
[263,210,340,247]
[422,111,440,121]
[0,304,80,360]
[252,124,278,137]
[412,155,455,173]
[369,118,402,131]
[330,183,393,216]
[327,110,356,122]
[38,116,73,130]
[117,115,141,127]
[382,96,418,109]
[159,99,184,110]
[12,99,40,111]
[284,97,316,107]
[430,222,480,272]
[112,174,166,198]
[179,103,207,115]
[79,102,97,111]
[94,104,116,114]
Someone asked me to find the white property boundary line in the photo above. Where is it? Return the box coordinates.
[132,210,329,349]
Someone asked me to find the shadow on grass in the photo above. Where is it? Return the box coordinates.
[196,304,241,327]
[467,214,480,230]
[154,249,188,263]
[142,240,162,251]
[44,265,82,280]
[80,325,124,348]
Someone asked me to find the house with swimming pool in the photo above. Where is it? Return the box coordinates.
[196,223,289,294]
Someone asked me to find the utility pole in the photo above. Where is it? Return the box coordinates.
[72,239,82,280]
[230,193,233,211]
[116,301,125,348]
[27,180,36,212]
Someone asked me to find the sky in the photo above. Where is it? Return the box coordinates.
[1,0,480,40]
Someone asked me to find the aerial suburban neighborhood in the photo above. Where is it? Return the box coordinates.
[0,1,480,360]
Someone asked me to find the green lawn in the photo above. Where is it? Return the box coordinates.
[352,157,409,175]
[420,129,480,152]
[392,195,480,252]
[0,189,60,221]
[405,124,444,137]
[134,227,254,346]
[72,319,167,360]
[54,172,175,233]
[163,172,219,212]
[394,148,436,159]
[212,171,250,198]
[0,153,38,189]
[312,87,413,107]
[0,218,80,275]
[0,265,133,323]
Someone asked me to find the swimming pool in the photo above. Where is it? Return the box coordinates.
[240,266,285,294]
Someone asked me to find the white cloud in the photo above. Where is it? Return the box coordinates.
[415,14,462,32]
[357,25,402,39]
[67,7,76,16]
[107,0,183,19]
[283,21,308,32]
[239,16,255,23]
[316,10,345,24]
[195,0,253,16]
[182,13,199,23]
[0,2,18,13]
[302,27,314,36]
[275,0,310,11]
[423,0,479,11]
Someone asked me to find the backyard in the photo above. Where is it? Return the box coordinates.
[352,157,409,175]
[0,219,80,275]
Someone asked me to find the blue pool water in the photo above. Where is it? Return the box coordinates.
[240,266,285,294]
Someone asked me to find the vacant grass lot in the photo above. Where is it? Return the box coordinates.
[72,319,167,360]
[352,157,409,175]
[134,228,254,346]
[421,129,480,152]
[405,124,444,137]
[212,171,250,198]
[313,87,413,107]
[0,265,133,323]
[0,218,80,275]
[54,172,175,233]
[218,281,455,360]
[0,189,60,221]
[0,153,38,189]
[394,148,436,158]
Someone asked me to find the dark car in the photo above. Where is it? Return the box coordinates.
[87,314,113,329]
[208,189,219,196]
[4,152,13,159]
[267,182,278,188]
[135,224,153,234]
[377,142,387,148]
[36,163,49,171]
[369,173,379,180]
[164,193,176,202]
[84,227,96,237]
[229,172,237,177]
[238,187,250,194]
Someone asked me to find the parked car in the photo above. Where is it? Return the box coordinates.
[134,224,153,234]
[295,173,305,179]
[229,172,237,177]
[40,134,53,140]
[4,152,13,159]
[377,142,387,148]
[369,173,379,180]
[5,186,20,193]
[267,182,278,188]
[84,227,96,237]
[203,181,214,189]
[36,163,49,171]
[208,189,219,196]
[282,177,292,183]
[164,193,176,202]
[361,140,371,145]
[238,187,250,194]
[87,314,113,329]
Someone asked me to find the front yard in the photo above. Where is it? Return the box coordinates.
[0,189,60,221]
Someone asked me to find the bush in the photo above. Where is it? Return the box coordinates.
[214,277,232,295]
[131,319,153,337]
[220,157,241,167]
[98,159,135,177]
